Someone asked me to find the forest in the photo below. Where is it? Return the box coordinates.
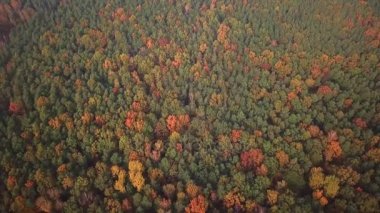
[0,0,379,212]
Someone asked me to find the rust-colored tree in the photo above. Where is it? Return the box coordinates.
[324,140,342,161]
[185,195,208,213]
[240,149,264,171]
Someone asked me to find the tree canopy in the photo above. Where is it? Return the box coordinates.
[0,0,379,212]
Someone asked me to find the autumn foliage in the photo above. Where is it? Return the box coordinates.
[1,0,379,212]
[35,196,52,213]
[186,182,199,198]
[230,129,242,143]
[128,160,145,192]
[267,190,279,205]
[240,149,264,171]
[324,140,342,162]
[8,102,23,114]
[309,167,340,206]
[353,117,367,128]
[223,190,247,210]
[275,150,289,167]
[308,125,321,138]
[111,165,127,193]
[166,114,190,133]
[185,195,208,213]
[317,85,333,95]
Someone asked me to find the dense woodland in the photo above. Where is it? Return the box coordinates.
[0,0,380,212]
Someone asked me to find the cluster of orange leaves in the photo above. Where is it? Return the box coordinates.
[309,167,329,206]
[105,198,122,212]
[230,129,242,143]
[256,164,268,176]
[223,191,246,209]
[186,182,199,198]
[343,98,353,108]
[48,117,61,129]
[24,179,34,189]
[111,165,127,193]
[49,113,74,130]
[274,56,292,75]
[94,115,106,126]
[240,149,265,172]
[57,164,67,173]
[363,17,380,48]
[8,102,23,114]
[112,7,128,22]
[324,131,342,162]
[7,176,16,189]
[199,43,207,53]
[88,29,108,48]
[125,101,145,132]
[209,93,223,106]
[36,96,49,108]
[172,52,182,68]
[103,58,118,71]
[309,167,341,206]
[185,195,208,213]
[149,168,164,182]
[128,160,145,192]
[35,196,52,213]
[125,111,144,131]
[62,176,74,189]
[353,117,367,129]
[189,62,203,80]
[159,198,172,210]
[308,125,321,138]
[312,189,329,206]
[336,166,360,186]
[267,190,279,206]
[310,62,331,80]
[366,148,380,163]
[217,23,230,45]
[310,64,323,79]
[81,112,93,125]
[248,49,275,72]
[287,90,299,102]
[145,37,154,49]
[223,191,257,211]
[275,150,289,167]
[254,130,263,138]
[317,85,333,96]
[166,114,190,133]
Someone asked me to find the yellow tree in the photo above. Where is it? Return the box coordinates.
[128,160,144,192]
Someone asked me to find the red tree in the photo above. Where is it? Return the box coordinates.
[125,111,137,129]
[354,118,367,128]
[230,130,242,143]
[8,102,23,114]
[240,149,264,170]
[317,85,333,95]
[166,114,190,133]
[185,195,208,213]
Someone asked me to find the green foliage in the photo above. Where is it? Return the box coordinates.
[0,0,379,211]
